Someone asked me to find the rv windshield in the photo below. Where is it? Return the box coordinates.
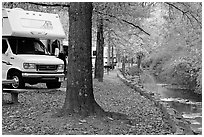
[9,38,49,55]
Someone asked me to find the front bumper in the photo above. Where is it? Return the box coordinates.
[22,73,64,78]
[22,72,64,82]
[2,79,15,85]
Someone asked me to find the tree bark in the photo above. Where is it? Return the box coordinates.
[107,30,111,67]
[61,2,104,116]
[137,57,142,70]
[116,48,121,67]
[122,56,126,75]
[94,15,104,82]
[106,30,111,75]
[111,43,114,69]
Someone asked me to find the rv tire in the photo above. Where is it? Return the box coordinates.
[10,72,25,89]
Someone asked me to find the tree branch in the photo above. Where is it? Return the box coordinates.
[95,10,150,36]
[128,33,143,41]
[111,31,133,46]
[178,3,201,25]
[28,2,70,8]
[165,2,201,27]
[28,2,151,36]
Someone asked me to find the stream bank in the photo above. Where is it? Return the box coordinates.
[117,69,196,135]
[158,84,202,134]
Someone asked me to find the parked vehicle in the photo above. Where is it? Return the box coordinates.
[2,8,66,89]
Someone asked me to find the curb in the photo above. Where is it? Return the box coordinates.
[116,69,194,135]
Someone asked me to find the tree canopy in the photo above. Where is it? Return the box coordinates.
[2,2,202,94]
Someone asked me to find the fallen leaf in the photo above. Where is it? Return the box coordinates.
[79,119,87,123]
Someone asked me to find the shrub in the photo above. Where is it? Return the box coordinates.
[126,65,141,76]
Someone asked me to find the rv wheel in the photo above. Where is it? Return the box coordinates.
[10,72,25,89]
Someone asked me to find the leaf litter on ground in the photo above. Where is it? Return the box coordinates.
[2,70,173,135]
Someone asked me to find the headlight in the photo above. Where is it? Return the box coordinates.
[58,64,64,70]
[23,63,36,69]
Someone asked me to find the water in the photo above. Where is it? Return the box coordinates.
[158,85,202,134]
[140,71,202,134]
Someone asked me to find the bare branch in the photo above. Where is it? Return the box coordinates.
[28,2,70,8]
[111,30,133,45]
[166,2,185,13]
[128,33,143,41]
[178,2,201,26]
[95,10,150,36]
[165,2,201,27]
[28,2,150,36]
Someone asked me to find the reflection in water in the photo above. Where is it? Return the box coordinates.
[158,85,202,134]
[158,86,202,102]
[140,71,202,134]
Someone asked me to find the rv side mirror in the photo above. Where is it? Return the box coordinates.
[54,48,59,57]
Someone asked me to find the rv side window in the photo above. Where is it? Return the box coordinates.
[8,39,17,54]
[2,40,8,54]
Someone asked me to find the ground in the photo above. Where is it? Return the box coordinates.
[2,70,173,135]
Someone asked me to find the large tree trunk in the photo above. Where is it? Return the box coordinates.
[94,16,104,82]
[137,57,142,70]
[111,43,114,69]
[107,31,111,67]
[106,30,111,75]
[61,2,104,116]
[116,48,121,67]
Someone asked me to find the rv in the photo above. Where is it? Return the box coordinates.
[2,8,66,89]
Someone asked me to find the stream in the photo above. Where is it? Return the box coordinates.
[157,84,202,134]
[140,71,202,134]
